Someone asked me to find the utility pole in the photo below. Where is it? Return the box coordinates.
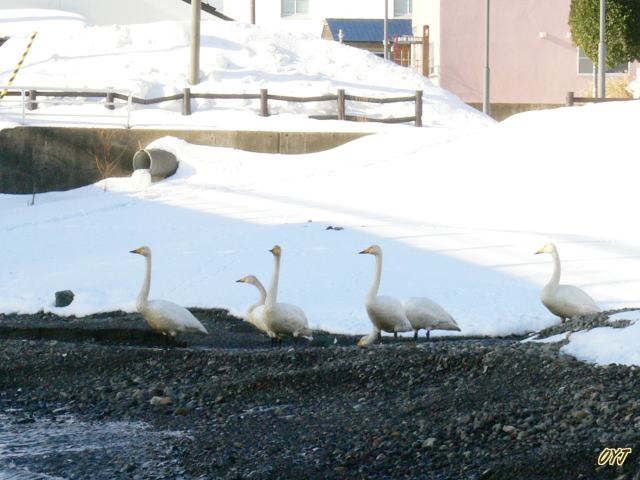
[189,0,201,85]
[598,0,606,98]
[251,0,256,24]
[483,0,490,115]
[384,0,389,60]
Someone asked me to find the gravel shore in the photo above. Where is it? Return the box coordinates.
[0,309,639,479]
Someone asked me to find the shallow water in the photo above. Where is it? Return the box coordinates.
[0,412,184,479]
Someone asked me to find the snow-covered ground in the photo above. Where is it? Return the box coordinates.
[557,310,640,365]
[3,102,640,340]
[1,9,640,367]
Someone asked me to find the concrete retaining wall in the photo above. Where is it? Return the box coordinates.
[467,103,564,121]
[0,126,368,194]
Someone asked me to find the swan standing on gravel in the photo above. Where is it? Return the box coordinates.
[263,246,313,342]
[235,275,268,333]
[130,246,208,341]
[404,297,460,341]
[358,245,412,347]
[535,243,600,322]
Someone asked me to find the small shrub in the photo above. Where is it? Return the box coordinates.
[581,74,634,98]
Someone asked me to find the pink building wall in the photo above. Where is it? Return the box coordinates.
[440,0,595,104]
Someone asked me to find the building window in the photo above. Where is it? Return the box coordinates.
[282,0,309,17]
[394,0,412,17]
[577,47,628,75]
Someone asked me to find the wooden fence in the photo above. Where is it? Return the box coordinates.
[565,91,636,106]
[1,87,423,127]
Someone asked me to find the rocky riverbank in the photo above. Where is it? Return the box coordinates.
[0,309,638,479]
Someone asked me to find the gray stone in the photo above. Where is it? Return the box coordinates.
[572,409,592,420]
[131,389,146,404]
[149,396,173,406]
[55,290,74,307]
[422,437,437,448]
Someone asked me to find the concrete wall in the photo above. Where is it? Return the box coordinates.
[0,126,368,194]
[438,0,597,104]
[466,102,566,121]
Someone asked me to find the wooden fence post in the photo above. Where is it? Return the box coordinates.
[182,87,191,115]
[260,89,269,116]
[105,89,115,110]
[337,89,345,120]
[566,91,574,107]
[422,25,430,77]
[415,90,423,127]
[27,89,37,111]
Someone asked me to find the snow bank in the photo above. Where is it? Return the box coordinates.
[0,9,491,132]
[562,323,640,366]
[3,97,640,341]
[561,311,640,365]
[0,132,547,337]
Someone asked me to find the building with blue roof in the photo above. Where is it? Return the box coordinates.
[322,18,413,59]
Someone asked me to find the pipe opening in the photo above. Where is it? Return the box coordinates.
[132,150,151,170]
[132,149,178,180]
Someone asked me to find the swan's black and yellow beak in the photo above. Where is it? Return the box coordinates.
[534,248,544,255]
[269,245,281,255]
[130,247,144,255]
[235,279,244,283]
[358,250,367,254]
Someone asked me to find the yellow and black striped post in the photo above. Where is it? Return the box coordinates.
[0,31,38,100]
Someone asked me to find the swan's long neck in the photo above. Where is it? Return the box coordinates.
[546,250,561,291]
[367,253,383,302]
[249,278,267,311]
[266,254,280,308]
[137,254,151,312]
[253,278,267,304]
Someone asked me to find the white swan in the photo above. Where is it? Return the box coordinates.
[358,245,412,347]
[235,275,269,333]
[357,327,381,348]
[404,297,460,341]
[263,245,313,341]
[130,246,208,341]
[535,243,601,322]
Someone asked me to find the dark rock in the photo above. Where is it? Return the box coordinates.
[54,290,74,308]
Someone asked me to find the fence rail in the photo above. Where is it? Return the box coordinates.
[565,91,636,106]
[0,85,423,127]
[0,85,133,126]
[309,114,418,124]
